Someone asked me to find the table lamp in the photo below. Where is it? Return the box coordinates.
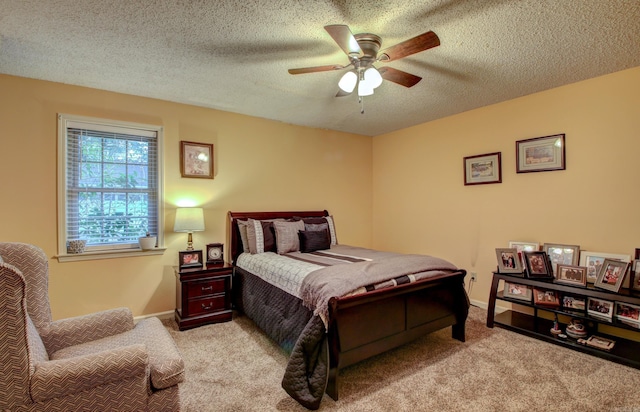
[174,207,205,251]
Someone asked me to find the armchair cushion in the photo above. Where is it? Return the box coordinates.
[50,317,184,390]
[26,315,49,365]
[41,307,134,354]
[30,344,148,402]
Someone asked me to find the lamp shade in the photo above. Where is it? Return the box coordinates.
[364,67,383,89]
[358,81,374,97]
[338,71,357,93]
[174,207,205,232]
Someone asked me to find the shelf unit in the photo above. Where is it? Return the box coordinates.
[487,272,640,369]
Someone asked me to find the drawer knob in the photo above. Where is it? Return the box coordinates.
[201,303,213,310]
[201,285,213,292]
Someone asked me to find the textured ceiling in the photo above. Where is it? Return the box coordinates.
[1,0,639,136]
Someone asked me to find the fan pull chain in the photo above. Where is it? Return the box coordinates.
[359,96,365,114]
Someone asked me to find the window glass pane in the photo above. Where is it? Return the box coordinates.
[103,138,127,163]
[103,163,129,188]
[128,165,148,188]
[81,135,103,162]
[128,140,149,164]
[79,162,103,188]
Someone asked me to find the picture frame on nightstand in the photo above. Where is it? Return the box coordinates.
[178,250,203,269]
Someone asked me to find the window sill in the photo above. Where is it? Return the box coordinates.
[56,247,166,262]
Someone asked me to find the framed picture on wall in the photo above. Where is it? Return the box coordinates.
[463,152,502,185]
[516,134,565,173]
[180,141,214,179]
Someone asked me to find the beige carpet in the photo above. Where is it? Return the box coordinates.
[164,306,640,411]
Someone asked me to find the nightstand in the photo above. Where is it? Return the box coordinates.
[174,263,232,330]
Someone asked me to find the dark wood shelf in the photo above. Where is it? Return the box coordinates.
[494,310,640,369]
[488,272,640,370]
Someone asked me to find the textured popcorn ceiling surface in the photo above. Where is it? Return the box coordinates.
[1,1,639,136]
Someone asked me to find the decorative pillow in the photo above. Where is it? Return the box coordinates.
[273,220,305,254]
[237,220,250,253]
[298,230,331,253]
[305,222,328,233]
[295,216,337,245]
[246,219,277,254]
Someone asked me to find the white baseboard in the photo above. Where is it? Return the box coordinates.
[133,310,174,323]
[470,298,508,313]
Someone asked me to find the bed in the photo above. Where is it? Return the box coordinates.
[228,210,469,409]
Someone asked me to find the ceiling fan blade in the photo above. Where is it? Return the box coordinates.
[288,64,346,75]
[335,89,352,97]
[378,31,440,62]
[378,66,422,87]
[324,25,363,57]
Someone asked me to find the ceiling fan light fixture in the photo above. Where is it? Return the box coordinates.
[363,67,383,89]
[357,81,374,97]
[338,71,357,93]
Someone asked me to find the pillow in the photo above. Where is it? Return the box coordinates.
[298,230,331,253]
[237,220,250,253]
[305,222,328,233]
[246,219,277,254]
[273,220,305,254]
[295,216,337,245]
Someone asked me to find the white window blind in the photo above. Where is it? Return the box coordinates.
[59,115,163,253]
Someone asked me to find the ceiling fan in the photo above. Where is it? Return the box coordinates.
[288,25,440,101]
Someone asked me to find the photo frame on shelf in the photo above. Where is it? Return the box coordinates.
[585,335,616,351]
[543,243,580,277]
[587,297,614,321]
[509,241,539,267]
[495,248,523,274]
[503,282,532,302]
[555,264,588,287]
[180,140,214,179]
[615,302,640,325]
[463,152,502,185]
[533,288,560,307]
[579,251,631,284]
[562,295,586,311]
[523,251,553,279]
[516,133,565,173]
[594,259,629,293]
[631,260,640,292]
[178,250,203,270]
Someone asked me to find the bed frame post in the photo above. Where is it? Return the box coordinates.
[326,297,340,400]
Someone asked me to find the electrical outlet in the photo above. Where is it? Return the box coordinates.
[470,272,477,282]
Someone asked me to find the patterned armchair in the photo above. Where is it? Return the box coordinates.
[0,242,184,411]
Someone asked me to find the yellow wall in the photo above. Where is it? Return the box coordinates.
[372,66,640,305]
[0,74,372,319]
[2,66,639,319]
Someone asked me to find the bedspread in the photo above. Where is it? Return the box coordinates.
[272,247,460,409]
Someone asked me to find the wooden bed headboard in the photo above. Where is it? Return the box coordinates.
[227,210,329,265]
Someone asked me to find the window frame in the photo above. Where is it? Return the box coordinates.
[57,113,165,261]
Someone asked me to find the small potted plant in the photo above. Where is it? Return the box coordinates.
[138,231,157,250]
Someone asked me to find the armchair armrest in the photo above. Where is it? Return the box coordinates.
[30,344,148,403]
[40,307,134,354]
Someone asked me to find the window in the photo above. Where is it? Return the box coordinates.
[57,114,164,258]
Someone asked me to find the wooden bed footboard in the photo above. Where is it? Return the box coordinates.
[325,270,468,400]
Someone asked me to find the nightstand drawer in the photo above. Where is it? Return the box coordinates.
[187,277,228,298]
[187,295,227,316]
